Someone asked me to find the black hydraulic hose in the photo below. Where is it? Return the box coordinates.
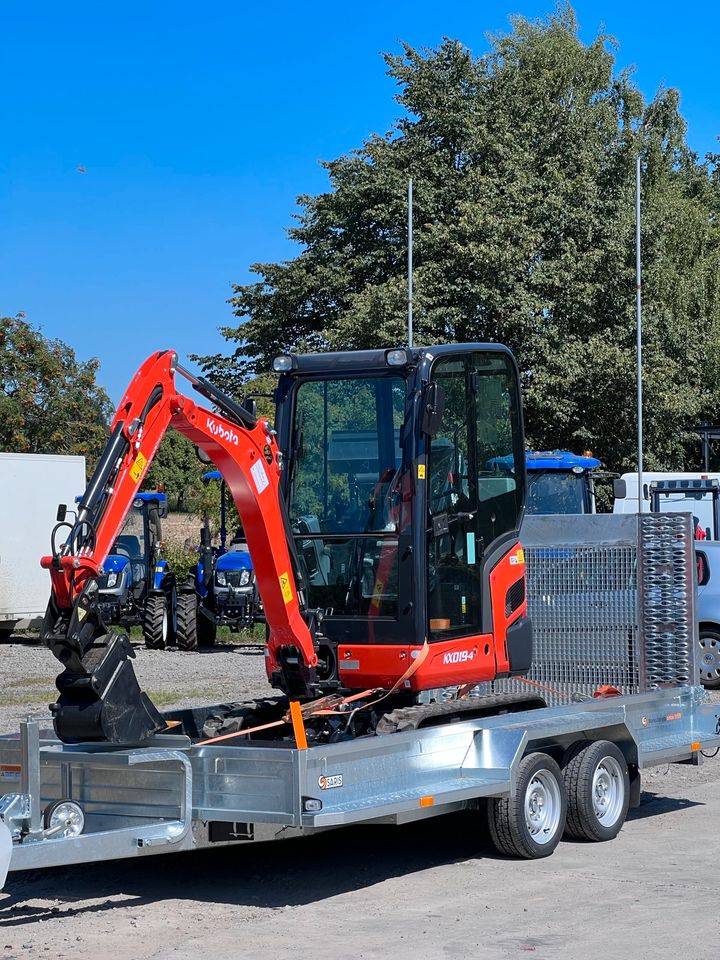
[176,362,257,429]
[76,421,129,518]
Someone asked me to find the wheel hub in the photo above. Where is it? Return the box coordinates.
[524,771,561,843]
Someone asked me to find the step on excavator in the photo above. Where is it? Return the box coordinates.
[41,345,538,745]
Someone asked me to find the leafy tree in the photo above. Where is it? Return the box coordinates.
[0,314,112,467]
[142,432,207,512]
[197,5,720,472]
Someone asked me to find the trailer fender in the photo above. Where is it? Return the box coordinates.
[0,820,12,890]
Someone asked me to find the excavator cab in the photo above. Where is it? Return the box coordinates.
[273,344,530,693]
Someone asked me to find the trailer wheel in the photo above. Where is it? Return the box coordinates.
[143,594,168,650]
[487,752,566,859]
[698,629,720,689]
[176,593,198,651]
[562,740,629,842]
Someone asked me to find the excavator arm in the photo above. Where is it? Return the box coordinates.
[42,350,319,743]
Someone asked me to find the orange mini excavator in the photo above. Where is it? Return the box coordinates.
[41,345,534,743]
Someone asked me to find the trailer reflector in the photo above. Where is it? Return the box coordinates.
[419,796,434,807]
[691,742,701,752]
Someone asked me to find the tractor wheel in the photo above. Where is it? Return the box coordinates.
[176,593,198,651]
[562,740,629,842]
[197,610,217,648]
[143,594,168,650]
[487,752,567,859]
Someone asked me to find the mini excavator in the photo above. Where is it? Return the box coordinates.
[41,345,534,744]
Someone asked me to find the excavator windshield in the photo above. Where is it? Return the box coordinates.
[288,375,408,618]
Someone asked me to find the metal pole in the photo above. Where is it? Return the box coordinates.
[636,155,644,512]
[408,177,413,348]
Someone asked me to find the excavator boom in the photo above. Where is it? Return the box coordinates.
[42,351,318,742]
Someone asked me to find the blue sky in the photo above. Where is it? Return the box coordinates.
[2,1,719,401]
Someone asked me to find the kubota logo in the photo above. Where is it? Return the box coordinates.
[443,649,476,665]
[206,417,239,446]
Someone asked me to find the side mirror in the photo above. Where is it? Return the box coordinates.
[195,446,213,465]
[56,504,67,522]
[243,397,258,419]
[158,501,168,519]
[421,383,446,438]
[612,479,627,500]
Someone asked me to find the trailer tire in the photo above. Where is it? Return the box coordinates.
[562,740,629,842]
[176,593,198,651]
[143,594,168,650]
[487,752,566,859]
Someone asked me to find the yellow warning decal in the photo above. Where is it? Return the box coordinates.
[130,452,147,483]
[279,572,293,604]
[417,464,426,479]
[516,548,525,564]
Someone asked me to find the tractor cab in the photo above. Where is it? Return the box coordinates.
[96,492,175,648]
[523,451,600,515]
[273,344,529,690]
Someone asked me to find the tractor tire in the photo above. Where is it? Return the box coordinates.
[562,740,629,842]
[487,752,567,859]
[176,593,199,651]
[197,610,217,648]
[143,594,168,650]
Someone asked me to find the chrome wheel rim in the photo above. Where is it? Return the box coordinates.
[524,770,562,844]
[592,756,625,827]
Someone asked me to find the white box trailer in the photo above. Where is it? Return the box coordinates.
[613,470,720,521]
[0,453,86,632]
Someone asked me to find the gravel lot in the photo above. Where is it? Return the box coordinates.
[0,635,719,959]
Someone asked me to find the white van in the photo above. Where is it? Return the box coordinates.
[613,471,720,532]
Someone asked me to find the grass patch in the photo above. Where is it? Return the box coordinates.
[146,689,211,707]
[0,689,54,707]
[8,676,55,688]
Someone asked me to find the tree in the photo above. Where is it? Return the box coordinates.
[197,5,720,472]
[0,314,112,466]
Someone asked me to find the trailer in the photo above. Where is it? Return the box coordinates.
[0,512,717,886]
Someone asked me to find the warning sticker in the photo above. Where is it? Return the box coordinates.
[279,572,293,604]
[130,452,147,483]
[417,464,426,479]
[251,459,269,495]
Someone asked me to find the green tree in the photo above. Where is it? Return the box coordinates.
[197,5,720,472]
[0,314,112,466]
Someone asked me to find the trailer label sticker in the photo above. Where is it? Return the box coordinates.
[318,774,343,790]
[279,572,293,604]
[250,459,269,495]
[130,452,147,483]
[0,765,21,782]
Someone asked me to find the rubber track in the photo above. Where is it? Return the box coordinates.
[375,692,546,735]
[143,594,166,650]
[176,593,198,651]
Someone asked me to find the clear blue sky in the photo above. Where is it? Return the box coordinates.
[2,1,719,401]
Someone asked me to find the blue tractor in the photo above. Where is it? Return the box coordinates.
[175,471,259,650]
[524,451,601,515]
[95,492,176,649]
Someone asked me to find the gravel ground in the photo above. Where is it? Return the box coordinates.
[1,635,719,959]
[0,634,269,733]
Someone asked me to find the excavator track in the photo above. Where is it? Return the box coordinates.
[375,692,547,736]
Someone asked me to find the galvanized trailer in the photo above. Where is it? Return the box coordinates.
[1,514,718,885]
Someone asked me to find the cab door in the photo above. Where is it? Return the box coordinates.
[426,350,525,645]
